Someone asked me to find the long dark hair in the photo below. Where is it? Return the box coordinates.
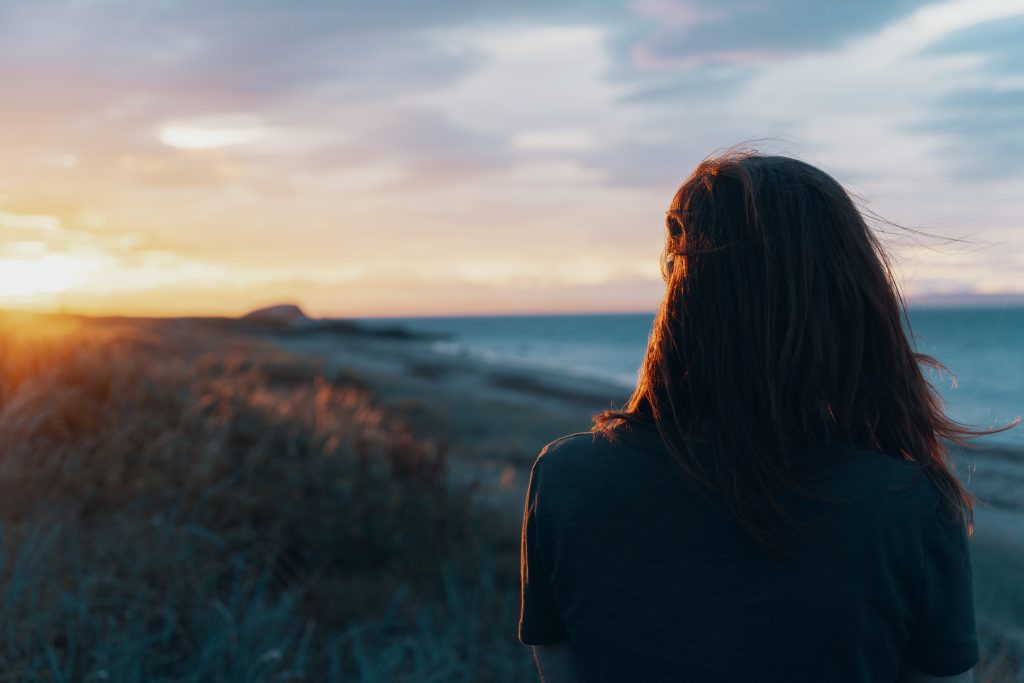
[592,150,1017,558]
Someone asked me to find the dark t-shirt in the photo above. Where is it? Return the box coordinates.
[518,424,979,683]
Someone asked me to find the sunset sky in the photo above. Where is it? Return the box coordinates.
[1,0,1022,317]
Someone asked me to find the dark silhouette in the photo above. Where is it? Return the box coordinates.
[521,149,1018,683]
[593,150,1015,558]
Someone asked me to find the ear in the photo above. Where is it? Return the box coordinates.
[661,251,675,281]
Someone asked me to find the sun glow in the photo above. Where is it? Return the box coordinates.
[0,254,99,299]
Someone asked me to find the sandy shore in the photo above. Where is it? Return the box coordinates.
[262,322,1024,645]
[273,330,630,520]
[269,329,1024,542]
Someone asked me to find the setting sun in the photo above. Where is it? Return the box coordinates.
[0,254,97,300]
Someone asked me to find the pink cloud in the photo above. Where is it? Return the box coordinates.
[630,0,721,29]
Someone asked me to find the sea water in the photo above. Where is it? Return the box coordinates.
[357,308,1024,449]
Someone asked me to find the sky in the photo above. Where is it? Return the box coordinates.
[0,0,1022,317]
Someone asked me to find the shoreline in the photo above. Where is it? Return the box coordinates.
[266,327,1024,535]
[7,311,1018,665]
[271,330,631,519]
[118,310,1022,544]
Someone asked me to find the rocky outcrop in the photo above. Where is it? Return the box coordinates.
[240,304,309,327]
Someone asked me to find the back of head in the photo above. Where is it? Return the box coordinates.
[593,149,999,557]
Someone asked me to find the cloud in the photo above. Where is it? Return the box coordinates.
[924,13,1024,75]
[918,87,1024,179]
[0,1,475,96]
[628,0,941,68]
[577,140,698,188]
[0,207,372,311]
[361,108,514,181]
[910,15,1024,178]
[895,226,1024,298]
[1,0,1023,314]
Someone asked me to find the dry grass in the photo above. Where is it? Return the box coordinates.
[0,313,530,681]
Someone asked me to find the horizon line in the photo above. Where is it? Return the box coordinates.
[4,291,1024,322]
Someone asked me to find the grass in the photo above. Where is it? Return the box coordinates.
[0,314,533,681]
[0,312,1020,681]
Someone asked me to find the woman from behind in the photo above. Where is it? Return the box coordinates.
[519,150,1013,682]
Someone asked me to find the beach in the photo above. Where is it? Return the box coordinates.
[277,319,1024,648]
[270,322,1024,533]
[273,321,1024,655]
[274,327,632,524]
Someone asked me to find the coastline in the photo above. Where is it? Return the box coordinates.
[279,319,1023,652]
[6,311,1016,672]
[267,327,1024,538]
[272,329,632,520]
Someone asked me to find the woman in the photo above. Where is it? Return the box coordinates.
[519,150,1014,682]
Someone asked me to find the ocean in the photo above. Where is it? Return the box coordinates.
[357,308,1024,449]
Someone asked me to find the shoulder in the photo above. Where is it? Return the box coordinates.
[528,431,611,503]
[821,445,945,524]
[840,445,938,489]
[532,431,602,476]
[808,441,935,481]
[538,431,602,460]
[529,429,665,513]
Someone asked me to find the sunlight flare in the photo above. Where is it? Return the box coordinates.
[0,254,100,298]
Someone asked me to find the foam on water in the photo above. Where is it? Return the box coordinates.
[357,308,1024,448]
